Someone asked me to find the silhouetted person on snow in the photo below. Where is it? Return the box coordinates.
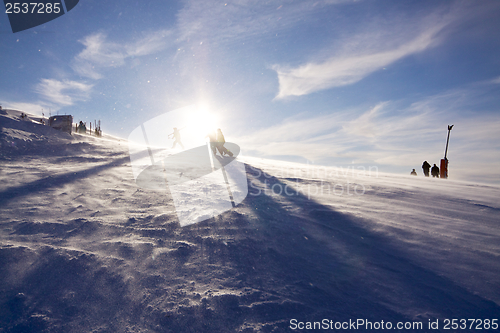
[215,128,233,157]
[78,121,86,134]
[170,127,184,150]
[422,161,431,177]
[431,164,440,178]
[411,169,417,176]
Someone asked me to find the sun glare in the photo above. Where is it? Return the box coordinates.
[182,103,219,144]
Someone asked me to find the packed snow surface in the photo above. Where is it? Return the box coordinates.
[1,109,499,332]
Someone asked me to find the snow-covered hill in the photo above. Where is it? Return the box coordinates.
[1,110,499,332]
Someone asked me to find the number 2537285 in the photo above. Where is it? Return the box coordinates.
[5,3,61,14]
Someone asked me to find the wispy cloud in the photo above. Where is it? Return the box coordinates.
[491,76,500,84]
[35,79,93,106]
[126,31,173,57]
[342,103,388,139]
[72,30,172,79]
[237,111,356,162]
[72,33,126,79]
[273,10,457,98]
[176,0,353,45]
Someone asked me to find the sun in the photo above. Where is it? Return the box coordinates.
[182,103,219,143]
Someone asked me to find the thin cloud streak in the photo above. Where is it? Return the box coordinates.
[274,24,451,98]
[272,4,465,99]
[237,110,364,162]
[72,30,172,79]
[35,79,93,106]
[176,0,353,45]
[491,76,500,84]
[72,33,126,79]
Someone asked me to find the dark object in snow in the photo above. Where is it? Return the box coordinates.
[93,119,102,137]
[78,121,87,134]
[411,169,417,176]
[441,125,454,179]
[216,128,233,157]
[440,158,448,179]
[422,161,431,177]
[49,115,73,134]
[431,164,440,178]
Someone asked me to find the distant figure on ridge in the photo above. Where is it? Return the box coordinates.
[169,127,184,150]
[431,164,440,178]
[422,161,431,177]
[411,169,417,176]
[78,121,86,134]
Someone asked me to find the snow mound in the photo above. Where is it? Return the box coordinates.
[0,109,74,157]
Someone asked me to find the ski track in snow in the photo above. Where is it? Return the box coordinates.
[1,109,499,332]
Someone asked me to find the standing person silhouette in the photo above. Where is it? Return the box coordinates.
[422,161,431,177]
[78,121,86,134]
[216,128,233,157]
[170,127,184,150]
[431,164,440,178]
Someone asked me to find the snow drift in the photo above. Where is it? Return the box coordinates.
[1,110,499,332]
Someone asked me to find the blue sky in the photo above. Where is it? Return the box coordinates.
[1,0,500,183]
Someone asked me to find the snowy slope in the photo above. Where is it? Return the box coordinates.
[1,110,499,332]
